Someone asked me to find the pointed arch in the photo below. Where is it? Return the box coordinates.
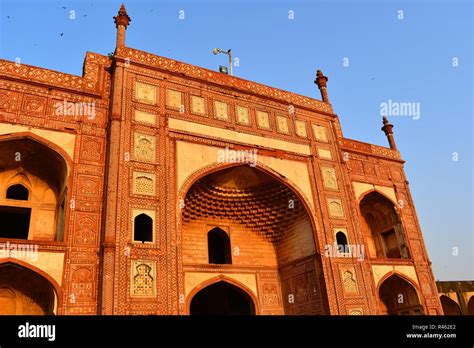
[377,272,424,315]
[0,133,72,242]
[439,295,462,315]
[359,190,410,259]
[0,259,62,314]
[186,275,259,315]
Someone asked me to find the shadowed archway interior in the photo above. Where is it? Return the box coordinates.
[439,295,461,315]
[190,281,255,315]
[182,165,329,315]
[0,137,68,241]
[0,263,55,315]
[379,274,424,315]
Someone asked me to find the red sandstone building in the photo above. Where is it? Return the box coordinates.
[0,5,443,315]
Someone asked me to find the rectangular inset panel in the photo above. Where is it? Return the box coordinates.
[295,120,307,138]
[340,266,360,295]
[312,124,329,142]
[317,147,332,160]
[134,132,156,162]
[256,110,270,129]
[191,95,206,115]
[130,260,156,297]
[236,105,250,125]
[327,197,344,217]
[276,115,290,134]
[213,100,229,120]
[134,110,156,125]
[321,166,338,190]
[132,171,156,196]
[166,89,183,110]
[135,82,157,105]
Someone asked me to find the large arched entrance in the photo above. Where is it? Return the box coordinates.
[0,263,56,315]
[190,281,255,315]
[0,136,69,242]
[440,295,462,315]
[378,274,424,315]
[181,165,329,315]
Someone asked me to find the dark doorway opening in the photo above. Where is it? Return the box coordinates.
[379,274,424,315]
[208,228,232,264]
[190,281,255,315]
[0,206,31,239]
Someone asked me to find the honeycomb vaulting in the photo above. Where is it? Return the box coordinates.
[182,166,307,241]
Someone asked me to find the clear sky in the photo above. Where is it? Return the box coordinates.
[1,0,472,280]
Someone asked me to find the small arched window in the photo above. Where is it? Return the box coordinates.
[134,214,153,243]
[336,231,349,251]
[208,228,232,264]
[6,184,29,200]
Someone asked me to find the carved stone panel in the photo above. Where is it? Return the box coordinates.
[130,260,156,297]
[166,89,183,109]
[74,212,99,246]
[22,95,47,114]
[70,265,95,302]
[312,124,329,142]
[80,136,103,163]
[295,120,307,138]
[213,100,229,120]
[135,82,157,104]
[262,283,281,307]
[77,175,101,198]
[256,110,270,129]
[191,95,206,115]
[134,132,156,162]
[327,198,344,217]
[132,171,156,196]
[341,268,359,295]
[321,167,338,190]
[276,115,289,134]
[236,105,250,125]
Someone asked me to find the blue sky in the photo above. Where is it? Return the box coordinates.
[1,0,472,280]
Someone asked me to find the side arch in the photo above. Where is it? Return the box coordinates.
[439,295,462,315]
[376,271,425,315]
[186,275,260,315]
[376,270,421,295]
[357,188,398,207]
[0,259,63,314]
[0,131,73,170]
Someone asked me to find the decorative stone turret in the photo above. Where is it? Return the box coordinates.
[113,4,131,48]
[381,116,397,150]
[314,69,329,103]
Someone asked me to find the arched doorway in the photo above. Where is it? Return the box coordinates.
[0,263,56,315]
[467,296,474,315]
[0,136,69,241]
[207,227,231,264]
[439,295,461,315]
[379,274,424,315]
[360,191,410,259]
[181,165,329,315]
[190,281,255,315]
